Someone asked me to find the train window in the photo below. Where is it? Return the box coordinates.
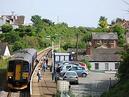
[8,61,14,72]
[22,62,29,72]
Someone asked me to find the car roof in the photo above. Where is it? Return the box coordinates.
[65,71,77,74]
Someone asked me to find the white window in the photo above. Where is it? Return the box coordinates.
[115,63,119,69]
[95,63,99,70]
[105,63,109,70]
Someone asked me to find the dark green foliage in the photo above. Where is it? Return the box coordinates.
[118,49,129,80]
[82,59,91,70]
[101,79,129,97]
[12,41,26,51]
[98,16,108,28]
[1,24,13,33]
[112,24,126,47]
[62,43,75,50]
[4,32,20,44]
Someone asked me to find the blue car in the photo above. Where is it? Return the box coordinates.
[68,66,88,77]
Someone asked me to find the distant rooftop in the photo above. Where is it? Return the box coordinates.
[92,32,118,40]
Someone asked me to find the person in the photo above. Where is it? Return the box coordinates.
[42,62,47,72]
[45,56,48,69]
[37,69,41,82]
[56,64,61,74]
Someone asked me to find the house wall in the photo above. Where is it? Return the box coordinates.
[0,18,4,26]
[92,40,117,48]
[90,62,119,71]
[4,46,11,57]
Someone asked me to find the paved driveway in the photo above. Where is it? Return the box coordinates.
[71,71,117,97]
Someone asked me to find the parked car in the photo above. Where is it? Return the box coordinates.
[60,63,78,76]
[69,66,88,77]
[79,62,88,71]
[63,71,78,84]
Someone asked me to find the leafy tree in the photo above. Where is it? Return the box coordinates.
[82,32,92,48]
[4,32,20,44]
[22,36,39,48]
[31,15,42,26]
[12,41,25,51]
[31,15,43,34]
[1,24,13,33]
[15,25,35,37]
[112,24,126,47]
[98,16,108,29]
[42,18,54,26]
[118,48,129,80]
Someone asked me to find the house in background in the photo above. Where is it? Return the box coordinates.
[86,48,122,71]
[67,48,86,61]
[126,32,129,45]
[0,12,25,29]
[0,43,11,58]
[91,32,118,48]
[122,20,129,31]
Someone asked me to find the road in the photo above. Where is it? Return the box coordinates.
[71,71,117,97]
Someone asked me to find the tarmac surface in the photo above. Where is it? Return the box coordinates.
[31,58,57,97]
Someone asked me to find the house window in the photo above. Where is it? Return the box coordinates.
[103,40,107,44]
[95,63,99,70]
[110,40,114,43]
[105,63,109,70]
[115,63,119,69]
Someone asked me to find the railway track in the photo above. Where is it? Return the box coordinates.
[0,48,52,97]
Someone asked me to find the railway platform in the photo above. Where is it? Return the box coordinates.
[31,58,57,97]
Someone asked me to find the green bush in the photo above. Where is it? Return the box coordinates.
[82,59,91,70]
[0,58,8,69]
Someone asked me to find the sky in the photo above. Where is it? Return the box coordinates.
[0,0,129,27]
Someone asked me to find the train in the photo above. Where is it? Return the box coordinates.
[7,48,38,91]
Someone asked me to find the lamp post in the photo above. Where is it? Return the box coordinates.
[46,35,55,80]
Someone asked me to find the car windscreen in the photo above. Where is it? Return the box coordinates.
[65,72,77,76]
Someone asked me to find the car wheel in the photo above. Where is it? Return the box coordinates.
[82,73,87,77]
[76,81,78,84]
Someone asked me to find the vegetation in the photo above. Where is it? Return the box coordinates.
[0,14,129,97]
[0,58,8,69]
[0,15,127,53]
[101,47,129,97]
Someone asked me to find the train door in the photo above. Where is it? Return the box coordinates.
[15,64,22,80]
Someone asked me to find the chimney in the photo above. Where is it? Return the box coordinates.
[86,47,92,55]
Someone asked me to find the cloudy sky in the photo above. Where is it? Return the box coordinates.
[0,0,128,27]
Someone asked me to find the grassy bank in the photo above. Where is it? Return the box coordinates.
[101,79,129,97]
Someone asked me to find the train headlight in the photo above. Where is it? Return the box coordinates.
[8,76,13,79]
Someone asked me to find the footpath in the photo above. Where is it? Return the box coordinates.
[31,58,57,97]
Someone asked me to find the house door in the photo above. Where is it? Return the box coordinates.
[105,63,109,70]
[15,64,22,80]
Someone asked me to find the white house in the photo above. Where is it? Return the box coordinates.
[87,48,122,71]
[0,43,11,58]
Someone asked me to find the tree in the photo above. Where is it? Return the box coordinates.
[4,32,20,44]
[31,15,42,26]
[42,18,54,26]
[118,48,129,80]
[98,16,108,29]
[1,24,13,33]
[112,24,126,47]
[31,15,43,34]
[12,41,25,51]
[82,32,92,48]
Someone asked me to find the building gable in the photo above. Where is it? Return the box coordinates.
[0,43,10,57]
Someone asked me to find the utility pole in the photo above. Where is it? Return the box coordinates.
[75,32,79,61]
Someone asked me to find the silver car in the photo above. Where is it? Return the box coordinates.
[63,71,78,84]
